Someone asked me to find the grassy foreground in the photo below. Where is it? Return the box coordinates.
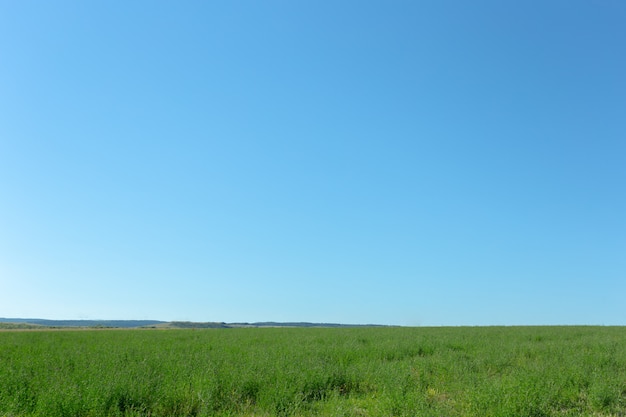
[0,326,625,416]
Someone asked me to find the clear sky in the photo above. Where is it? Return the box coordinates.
[1,1,624,326]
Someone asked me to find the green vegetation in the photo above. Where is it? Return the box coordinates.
[0,322,41,330]
[0,326,624,416]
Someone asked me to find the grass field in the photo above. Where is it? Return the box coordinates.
[0,326,625,416]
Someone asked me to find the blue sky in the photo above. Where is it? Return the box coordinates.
[1,1,624,326]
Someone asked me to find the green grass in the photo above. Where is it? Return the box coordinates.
[1,326,625,416]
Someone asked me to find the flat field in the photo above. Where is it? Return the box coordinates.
[0,326,625,416]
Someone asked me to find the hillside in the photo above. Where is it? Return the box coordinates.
[0,318,387,329]
[0,318,165,328]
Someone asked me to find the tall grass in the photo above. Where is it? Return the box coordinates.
[0,326,625,416]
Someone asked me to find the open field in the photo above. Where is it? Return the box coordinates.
[0,326,625,416]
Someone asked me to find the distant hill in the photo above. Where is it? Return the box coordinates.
[0,321,42,330]
[0,318,165,328]
[228,322,387,328]
[0,318,389,329]
[163,321,388,329]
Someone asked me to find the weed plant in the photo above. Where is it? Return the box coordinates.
[0,326,625,416]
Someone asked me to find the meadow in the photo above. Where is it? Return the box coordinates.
[0,326,625,416]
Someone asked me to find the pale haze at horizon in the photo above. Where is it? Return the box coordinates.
[1,1,624,326]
